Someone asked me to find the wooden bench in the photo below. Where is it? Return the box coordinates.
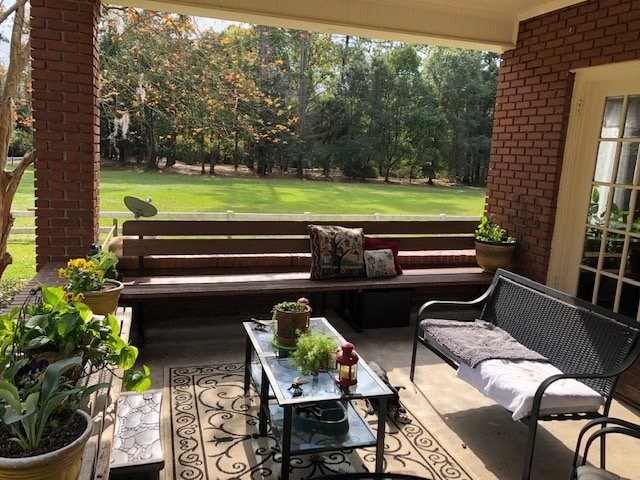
[409,269,640,480]
[116,219,492,336]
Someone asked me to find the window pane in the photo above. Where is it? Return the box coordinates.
[577,269,595,303]
[620,282,640,319]
[624,238,640,281]
[616,143,639,185]
[596,275,617,310]
[603,232,623,272]
[632,206,640,235]
[594,142,617,182]
[583,228,602,267]
[608,187,631,230]
[624,95,640,138]
[588,185,609,224]
[601,96,623,138]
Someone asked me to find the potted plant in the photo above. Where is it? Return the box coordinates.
[0,287,151,479]
[0,357,102,479]
[474,215,517,272]
[58,246,123,315]
[272,298,312,348]
[290,330,338,376]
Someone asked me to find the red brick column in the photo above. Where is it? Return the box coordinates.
[488,0,640,282]
[31,0,101,269]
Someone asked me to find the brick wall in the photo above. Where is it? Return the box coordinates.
[487,0,640,283]
[31,0,101,268]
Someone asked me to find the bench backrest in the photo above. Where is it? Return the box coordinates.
[121,219,478,256]
[480,269,639,398]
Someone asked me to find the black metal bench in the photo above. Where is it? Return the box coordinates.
[409,269,640,480]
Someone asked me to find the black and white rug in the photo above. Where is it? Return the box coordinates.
[164,363,473,480]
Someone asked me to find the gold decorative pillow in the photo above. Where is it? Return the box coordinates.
[364,249,397,278]
[308,225,365,279]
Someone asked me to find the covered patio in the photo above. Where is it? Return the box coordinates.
[26,0,640,478]
[139,307,640,479]
[31,0,640,397]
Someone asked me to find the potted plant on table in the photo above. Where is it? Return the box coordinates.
[474,215,517,272]
[290,330,338,376]
[272,297,312,348]
[58,246,123,315]
[0,286,151,479]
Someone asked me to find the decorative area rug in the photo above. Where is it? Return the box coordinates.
[164,363,473,480]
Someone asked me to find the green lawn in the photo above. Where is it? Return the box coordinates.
[5,166,486,282]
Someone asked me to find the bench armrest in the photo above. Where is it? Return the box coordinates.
[417,282,493,319]
[530,339,640,420]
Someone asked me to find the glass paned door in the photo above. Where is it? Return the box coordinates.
[578,95,640,319]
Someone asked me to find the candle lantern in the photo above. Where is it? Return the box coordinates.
[335,342,358,389]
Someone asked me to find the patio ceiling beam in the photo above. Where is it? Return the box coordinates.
[120,0,521,52]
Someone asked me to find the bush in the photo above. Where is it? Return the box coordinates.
[0,278,27,310]
[8,129,33,157]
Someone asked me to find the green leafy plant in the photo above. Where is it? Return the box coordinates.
[0,357,105,453]
[272,297,311,314]
[290,330,338,376]
[474,215,516,243]
[0,286,150,393]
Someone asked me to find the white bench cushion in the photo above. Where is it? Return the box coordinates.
[457,359,604,421]
[577,465,624,480]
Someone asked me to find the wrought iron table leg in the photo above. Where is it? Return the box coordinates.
[281,406,292,480]
[259,367,269,435]
[243,335,252,393]
[375,397,387,473]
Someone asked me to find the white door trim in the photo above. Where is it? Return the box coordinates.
[547,60,640,293]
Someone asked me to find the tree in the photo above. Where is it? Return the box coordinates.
[0,1,34,278]
[424,47,498,184]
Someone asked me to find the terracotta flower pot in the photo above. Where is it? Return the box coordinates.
[274,306,311,347]
[80,279,123,315]
[0,409,93,480]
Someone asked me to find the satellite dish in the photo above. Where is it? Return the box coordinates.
[124,196,158,219]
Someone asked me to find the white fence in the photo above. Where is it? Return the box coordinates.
[10,210,479,236]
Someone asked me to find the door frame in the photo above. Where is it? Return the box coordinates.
[548,60,640,293]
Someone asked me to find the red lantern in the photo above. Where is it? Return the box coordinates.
[335,342,358,389]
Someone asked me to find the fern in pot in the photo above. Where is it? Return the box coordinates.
[290,330,338,376]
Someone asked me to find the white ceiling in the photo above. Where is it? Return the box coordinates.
[122,0,584,52]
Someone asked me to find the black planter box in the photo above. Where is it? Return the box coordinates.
[342,289,413,331]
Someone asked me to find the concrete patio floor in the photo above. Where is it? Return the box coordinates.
[139,309,640,480]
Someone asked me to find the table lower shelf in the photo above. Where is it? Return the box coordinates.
[268,401,377,455]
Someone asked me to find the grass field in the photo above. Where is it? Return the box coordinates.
[4,166,486,282]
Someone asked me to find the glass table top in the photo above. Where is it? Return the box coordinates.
[244,317,393,406]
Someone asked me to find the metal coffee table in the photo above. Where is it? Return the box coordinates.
[243,317,393,480]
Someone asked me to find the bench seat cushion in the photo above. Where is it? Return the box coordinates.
[457,360,604,421]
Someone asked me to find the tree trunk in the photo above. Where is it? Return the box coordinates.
[296,31,309,179]
[0,1,33,279]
